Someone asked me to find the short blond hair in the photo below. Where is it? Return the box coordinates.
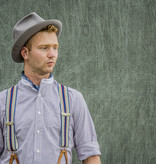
[40,24,58,32]
[24,24,58,51]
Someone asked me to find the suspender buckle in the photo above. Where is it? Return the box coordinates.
[5,122,14,126]
[61,113,70,116]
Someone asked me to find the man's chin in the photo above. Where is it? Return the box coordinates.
[45,68,54,74]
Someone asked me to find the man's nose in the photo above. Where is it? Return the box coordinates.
[47,48,57,57]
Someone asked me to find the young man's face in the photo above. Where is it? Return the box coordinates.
[24,31,59,76]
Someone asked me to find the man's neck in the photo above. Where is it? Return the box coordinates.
[24,71,50,86]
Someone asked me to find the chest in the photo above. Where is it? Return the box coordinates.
[3,86,74,148]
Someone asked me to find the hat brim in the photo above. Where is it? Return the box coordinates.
[12,20,62,63]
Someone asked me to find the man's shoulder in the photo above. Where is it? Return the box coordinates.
[54,80,83,100]
[0,89,8,111]
[66,86,85,104]
[54,80,80,93]
[0,88,8,100]
[68,86,82,97]
[0,83,19,101]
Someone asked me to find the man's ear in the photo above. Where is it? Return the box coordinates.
[21,47,29,60]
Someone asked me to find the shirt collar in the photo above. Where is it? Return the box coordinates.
[21,71,53,91]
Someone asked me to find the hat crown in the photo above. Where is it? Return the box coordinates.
[12,12,62,63]
[13,12,44,41]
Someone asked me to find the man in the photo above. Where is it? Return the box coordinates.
[0,12,101,164]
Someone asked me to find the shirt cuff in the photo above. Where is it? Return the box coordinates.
[76,140,101,161]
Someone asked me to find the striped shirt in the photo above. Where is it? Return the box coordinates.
[0,75,101,164]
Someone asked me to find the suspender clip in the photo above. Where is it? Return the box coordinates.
[61,113,70,116]
[5,122,14,126]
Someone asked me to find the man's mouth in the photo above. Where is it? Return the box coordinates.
[47,61,55,66]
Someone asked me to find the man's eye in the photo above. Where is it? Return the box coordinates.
[53,47,58,50]
[42,47,48,49]
[40,46,48,50]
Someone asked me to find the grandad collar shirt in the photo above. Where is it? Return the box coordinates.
[0,75,101,164]
[21,71,53,91]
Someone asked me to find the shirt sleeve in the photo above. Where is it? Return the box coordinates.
[0,122,4,156]
[71,90,101,161]
[0,90,6,156]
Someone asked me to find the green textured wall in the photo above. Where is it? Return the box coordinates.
[0,0,156,163]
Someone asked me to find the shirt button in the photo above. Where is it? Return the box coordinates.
[38,93,41,97]
[37,149,40,153]
[37,130,40,134]
[38,111,41,115]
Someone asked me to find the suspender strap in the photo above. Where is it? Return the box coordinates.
[57,150,68,164]
[58,83,70,148]
[9,154,19,164]
[5,85,18,151]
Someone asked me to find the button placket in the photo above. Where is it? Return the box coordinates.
[34,92,43,162]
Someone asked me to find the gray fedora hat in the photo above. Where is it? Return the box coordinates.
[12,12,62,63]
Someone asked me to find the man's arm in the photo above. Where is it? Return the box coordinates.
[0,125,4,157]
[83,155,101,164]
[0,95,4,156]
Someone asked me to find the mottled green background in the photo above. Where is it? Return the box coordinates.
[0,0,156,163]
